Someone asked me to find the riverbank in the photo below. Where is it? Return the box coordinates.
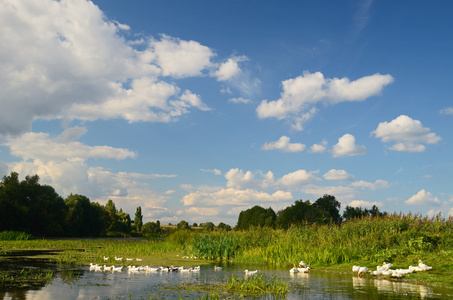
[1,214,452,289]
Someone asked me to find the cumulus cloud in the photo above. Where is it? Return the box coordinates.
[181,187,292,206]
[225,168,275,190]
[332,134,366,157]
[5,129,136,162]
[405,189,440,205]
[351,179,390,190]
[151,34,214,78]
[262,136,305,152]
[256,71,393,130]
[323,169,354,181]
[0,0,225,136]
[213,56,247,81]
[310,139,328,153]
[277,170,322,186]
[372,115,441,152]
[2,128,173,222]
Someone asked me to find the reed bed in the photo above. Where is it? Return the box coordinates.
[227,273,289,297]
[189,213,453,268]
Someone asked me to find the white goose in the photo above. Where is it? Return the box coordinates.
[113,265,123,272]
[103,265,114,271]
[115,257,123,261]
[103,256,109,261]
[418,260,432,271]
[244,269,258,275]
[127,265,140,272]
[357,267,369,277]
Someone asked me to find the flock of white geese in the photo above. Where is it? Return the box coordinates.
[353,260,432,278]
[90,257,259,275]
[89,262,202,273]
[92,257,431,278]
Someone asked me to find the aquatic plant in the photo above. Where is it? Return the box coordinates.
[0,230,33,241]
[227,273,289,297]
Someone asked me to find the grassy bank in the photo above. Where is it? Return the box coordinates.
[1,213,452,288]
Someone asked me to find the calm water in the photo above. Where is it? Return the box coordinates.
[2,264,452,299]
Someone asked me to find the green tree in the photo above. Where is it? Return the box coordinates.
[204,222,215,231]
[142,221,161,234]
[276,200,328,229]
[64,194,92,237]
[314,194,341,224]
[217,222,232,231]
[177,220,189,230]
[0,172,67,236]
[236,206,277,230]
[116,209,132,234]
[134,206,143,232]
[103,199,119,232]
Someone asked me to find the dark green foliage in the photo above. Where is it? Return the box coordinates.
[314,194,341,224]
[134,206,143,232]
[177,220,190,230]
[343,205,387,221]
[202,222,215,231]
[0,172,66,236]
[276,200,328,229]
[142,220,161,234]
[217,222,231,231]
[0,172,140,237]
[236,205,276,230]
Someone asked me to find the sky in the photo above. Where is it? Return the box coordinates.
[1,0,452,226]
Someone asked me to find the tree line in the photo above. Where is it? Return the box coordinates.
[1,172,387,237]
[235,194,387,230]
[0,172,161,237]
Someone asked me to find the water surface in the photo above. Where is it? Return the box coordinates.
[2,264,451,299]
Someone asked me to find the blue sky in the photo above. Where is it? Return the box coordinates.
[1,0,452,225]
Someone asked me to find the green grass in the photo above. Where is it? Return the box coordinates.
[1,213,452,288]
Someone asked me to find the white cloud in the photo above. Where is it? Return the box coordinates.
[372,115,441,152]
[332,134,366,157]
[5,129,136,162]
[228,97,251,104]
[351,179,390,190]
[213,56,247,81]
[181,187,292,206]
[151,34,214,78]
[347,200,383,208]
[310,139,328,153]
[262,136,305,152]
[278,170,322,186]
[2,127,173,223]
[440,107,453,115]
[256,71,393,130]
[323,169,354,181]
[426,209,441,218]
[225,168,275,190]
[405,189,440,205]
[0,0,219,136]
[303,184,356,204]
[201,169,222,175]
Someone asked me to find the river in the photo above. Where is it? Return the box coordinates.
[2,263,451,299]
